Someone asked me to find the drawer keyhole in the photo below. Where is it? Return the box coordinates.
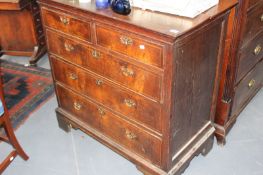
[248,79,256,88]
[260,14,263,22]
[98,108,106,117]
[92,50,101,59]
[254,45,262,56]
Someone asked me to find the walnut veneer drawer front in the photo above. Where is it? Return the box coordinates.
[232,59,263,116]
[42,9,92,42]
[96,25,164,68]
[50,57,162,132]
[236,32,263,83]
[242,2,263,45]
[56,84,162,166]
[47,30,162,101]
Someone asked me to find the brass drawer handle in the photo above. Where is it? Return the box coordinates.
[96,79,103,86]
[125,130,137,140]
[248,79,256,88]
[68,73,78,80]
[254,45,262,56]
[260,14,263,22]
[64,43,74,52]
[92,50,101,59]
[121,66,134,77]
[98,108,106,116]
[60,16,70,25]
[124,99,136,108]
[120,36,133,46]
[74,102,82,111]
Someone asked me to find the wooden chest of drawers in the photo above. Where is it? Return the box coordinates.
[215,0,263,144]
[0,0,46,65]
[39,0,237,174]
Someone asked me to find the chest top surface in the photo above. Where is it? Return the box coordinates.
[38,0,237,39]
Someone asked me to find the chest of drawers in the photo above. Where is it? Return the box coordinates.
[0,0,46,65]
[215,0,263,145]
[39,0,237,174]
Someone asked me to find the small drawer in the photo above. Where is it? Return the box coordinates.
[34,12,42,27]
[56,84,162,166]
[236,32,263,83]
[41,8,92,42]
[232,59,263,116]
[96,25,164,68]
[242,2,263,45]
[47,30,162,101]
[50,57,162,133]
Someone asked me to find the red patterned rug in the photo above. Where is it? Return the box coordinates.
[0,60,54,131]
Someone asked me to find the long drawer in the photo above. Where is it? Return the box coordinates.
[46,30,162,101]
[242,1,263,45]
[232,59,263,116]
[56,84,162,166]
[96,24,164,68]
[236,31,263,83]
[41,8,92,42]
[50,56,162,133]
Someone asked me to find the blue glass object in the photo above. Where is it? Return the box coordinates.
[111,0,131,15]
[96,0,109,9]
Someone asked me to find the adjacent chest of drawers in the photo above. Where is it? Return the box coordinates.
[215,0,263,145]
[39,0,236,174]
[0,0,46,65]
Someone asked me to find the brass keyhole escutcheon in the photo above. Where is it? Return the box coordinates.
[98,108,106,117]
[254,45,262,56]
[248,79,256,88]
[92,50,101,59]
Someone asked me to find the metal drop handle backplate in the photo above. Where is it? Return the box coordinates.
[121,66,134,77]
[60,16,70,25]
[254,45,262,56]
[124,99,136,108]
[74,102,82,111]
[120,36,133,46]
[125,130,137,140]
[92,50,101,59]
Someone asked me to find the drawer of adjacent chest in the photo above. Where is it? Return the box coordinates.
[232,59,263,116]
[96,25,164,68]
[56,84,162,166]
[236,32,263,83]
[242,2,263,45]
[41,8,92,42]
[50,56,162,133]
[46,30,162,101]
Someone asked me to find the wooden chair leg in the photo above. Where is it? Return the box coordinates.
[3,117,29,160]
[0,151,17,174]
